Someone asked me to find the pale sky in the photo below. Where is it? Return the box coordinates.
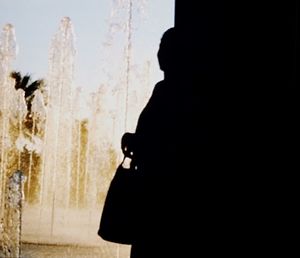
[0,0,174,93]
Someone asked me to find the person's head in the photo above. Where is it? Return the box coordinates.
[157,27,177,73]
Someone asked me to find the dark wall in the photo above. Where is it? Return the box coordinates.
[173,0,298,217]
[174,1,298,88]
[173,3,297,253]
[175,1,224,81]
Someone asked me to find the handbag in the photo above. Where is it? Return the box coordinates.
[98,156,143,244]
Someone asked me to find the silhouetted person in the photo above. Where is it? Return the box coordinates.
[10,71,44,116]
[121,27,207,258]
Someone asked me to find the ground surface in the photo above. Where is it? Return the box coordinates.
[0,242,130,258]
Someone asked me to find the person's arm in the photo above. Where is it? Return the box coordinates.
[122,82,164,159]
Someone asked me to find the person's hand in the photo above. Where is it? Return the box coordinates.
[121,132,135,158]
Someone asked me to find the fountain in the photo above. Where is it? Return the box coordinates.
[1,170,26,258]
[0,1,157,256]
[0,23,19,243]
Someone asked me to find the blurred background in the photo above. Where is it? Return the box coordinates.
[0,0,174,257]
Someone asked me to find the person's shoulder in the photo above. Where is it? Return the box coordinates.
[152,80,168,96]
[153,80,165,90]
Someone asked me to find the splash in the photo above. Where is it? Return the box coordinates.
[0,24,18,240]
[1,170,26,258]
